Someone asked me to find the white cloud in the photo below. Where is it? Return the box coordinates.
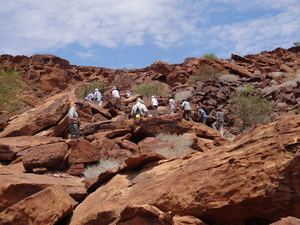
[0,0,299,60]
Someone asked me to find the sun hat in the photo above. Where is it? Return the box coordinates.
[112,86,116,90]
[75,102,83,108]
[137,98,144,103]
[95,88,98,91]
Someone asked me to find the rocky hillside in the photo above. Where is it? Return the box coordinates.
[0,46,300,225]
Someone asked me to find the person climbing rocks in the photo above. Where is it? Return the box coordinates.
[131,98,148,118]
[181,99,192,121]
[197,105,208,125]
[68,102,83,139]
[212,107,225,136]
[168,96,176,114]
[94,88,102,105]
[151,96,158,109]
[112,86,121,109]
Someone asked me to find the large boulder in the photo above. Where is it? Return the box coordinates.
[69,114,300,224]
[0,185,74,225]
[0,93,70,137]
[22,142,69,172]
[0,136,64,161]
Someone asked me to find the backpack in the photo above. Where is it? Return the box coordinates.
[135,105,141,117]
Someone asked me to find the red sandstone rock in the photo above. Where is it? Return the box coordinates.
[22,142,69,172]
[0,136,64,160]
[67,139,101,167]
[0,93,70,137]
[138,137,173,154]
[0,185,74,225]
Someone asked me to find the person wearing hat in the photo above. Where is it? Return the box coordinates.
[212,107,225,137]
[112,86,121,109]
[68,102,83,139]
[181,99,192,121]
[94,88,102,105]
[131,98,148,118]
[151,95,158,109]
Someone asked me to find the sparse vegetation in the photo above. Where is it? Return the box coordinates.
[188,65,223,83]
[83,159,121,179]
[229,95,272,133]
[174,90,192,103]
[0,68,25,114]
[114,67,134,90]
[202,53,218,60]
[293,42,300,47]
[79,81,106,99]
[237,85,255,95]
[277,102,287,108]
[219,74,239,83]
[154,133,193,158]
[133,82,166,98]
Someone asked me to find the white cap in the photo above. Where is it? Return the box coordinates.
[95,88,98,91]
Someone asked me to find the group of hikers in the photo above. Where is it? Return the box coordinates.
[69,86,225,139]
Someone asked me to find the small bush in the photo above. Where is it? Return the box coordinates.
[219,74,239,83]
[281,80,297,87]
[0,68,25,114]
[237,85,255,95]
[261,85,278,94]
[83,159,121,179]
[229,95,272,133]
[79,81,106,99]
[188,65,223,83]
[174,90,192,103]
[133,82,166,98]
[293,42,300,47]
[114,68,134,90]
[253,70,261,76]
[202,53,218,60]
[154,133,193,158]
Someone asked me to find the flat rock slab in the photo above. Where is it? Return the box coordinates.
[0,136,64,160]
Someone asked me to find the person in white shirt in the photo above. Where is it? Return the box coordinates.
[112,86,121,109]
[86,91,94,102]
[131,98,148,118]
[151,96,158,109]
[94,88,102,105]
[68,102,83,139]
[181,100,192,121]
[168,97,176,113]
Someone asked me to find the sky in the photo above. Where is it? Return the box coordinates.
[0,0,299,69]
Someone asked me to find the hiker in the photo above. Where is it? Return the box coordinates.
[94,88,102,105]
[212,107,225,137]
[125,90,132,99]
[168,97,176,114]
[112,86,121,109]
[68,102,83,139]
[86,91,94,102]
[197,105,208,125]
[151,96,158,109]
[131,98,148,118]
[181,99,192,121]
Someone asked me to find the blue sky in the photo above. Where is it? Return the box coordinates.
[0,0,299,69]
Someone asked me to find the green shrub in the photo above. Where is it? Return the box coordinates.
[202,53,218,60]
[83,159,121,179]
[0,68,25,114]
[237,85,255,95]
[133,82,166,98]
[79,81,106,99]
[188,65,223,83]
[229,95,272,133]
[154,133,193,158]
